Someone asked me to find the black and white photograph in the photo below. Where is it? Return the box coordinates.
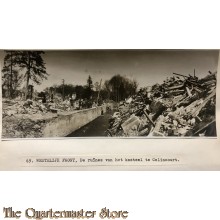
[1,50,218,138]
[1,2,220,220]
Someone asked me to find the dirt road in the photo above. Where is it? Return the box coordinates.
[67,110,113,137]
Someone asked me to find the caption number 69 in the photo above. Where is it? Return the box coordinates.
[26,159,33,163]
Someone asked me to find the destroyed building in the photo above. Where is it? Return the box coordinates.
[106,71,217,137]
[1,69,217,138]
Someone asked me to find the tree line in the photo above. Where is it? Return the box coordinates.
[2,50,138,103]
[45,74,138,103]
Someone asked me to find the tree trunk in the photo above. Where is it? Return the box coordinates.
[25,73,30,100]
[9,51,13,99]
[25,52,30,100]
[96,79,102,105]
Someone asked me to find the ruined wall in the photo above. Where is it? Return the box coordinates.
[42,105,107,137]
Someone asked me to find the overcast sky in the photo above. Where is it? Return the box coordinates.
[31,50,219,91]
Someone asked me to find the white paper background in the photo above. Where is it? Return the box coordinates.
[0,0,220,219]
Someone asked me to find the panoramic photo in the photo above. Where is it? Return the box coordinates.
[1,50,218,138]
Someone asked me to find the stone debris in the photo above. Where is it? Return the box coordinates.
[2,98,73,138]
[2,70,217,138]
[106,71,217,137]
[2,98,73,118]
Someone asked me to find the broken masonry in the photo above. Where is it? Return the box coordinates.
[106,71,217,137]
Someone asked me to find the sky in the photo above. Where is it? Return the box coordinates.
[10,50,220,91]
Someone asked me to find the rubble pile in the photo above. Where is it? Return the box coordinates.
[2,97,101,138]
[106,71,217,137]
[2,99,73,118]
[2,99,65,138]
